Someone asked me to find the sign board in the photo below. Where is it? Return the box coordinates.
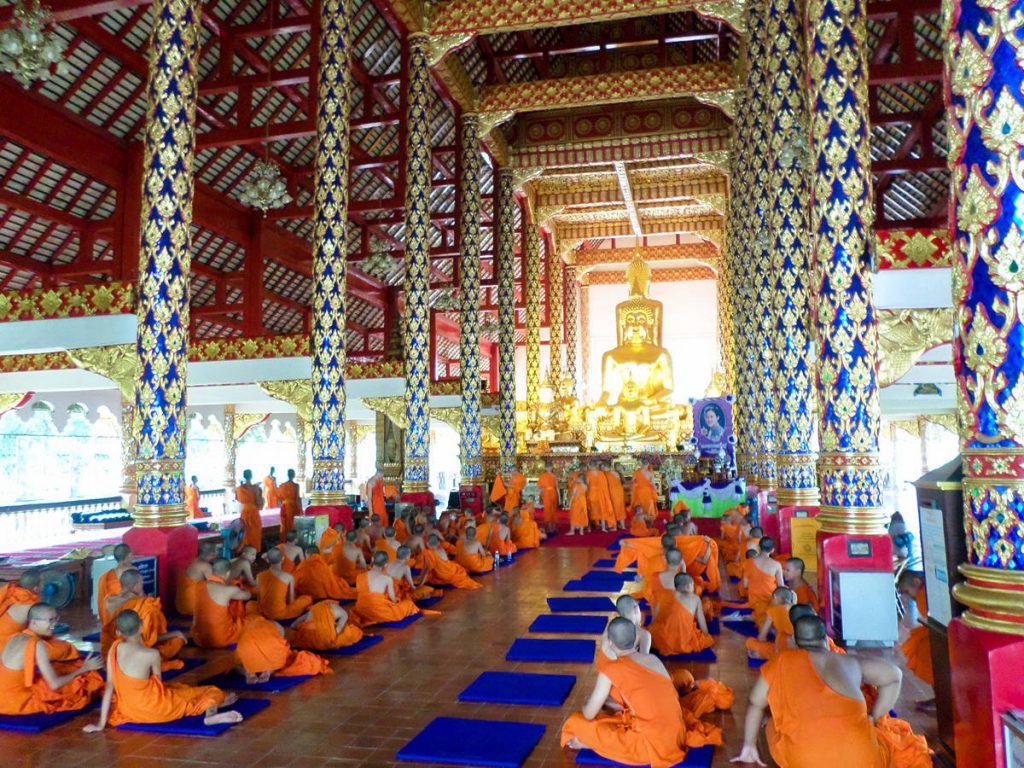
[847,539,873,558]
[790,516,821,571]
[919,502,953,626]
[1004,711,1024,768]
[132,556,158,597]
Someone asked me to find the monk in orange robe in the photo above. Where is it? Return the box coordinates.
[899,570,934,689]
[375,527,401,562]
[512,507,543,549]
[562,617,690,768]
[0,572,81,663]
[604,463,627,530]
[262,468,279,510]
[394,514,410,543]
[784,556,819,612]
[745,537,785,625]
[236,470,263,552]
[649,574,714,655]
[277,469,302,536]
[424,535,482,590]
[287,601,364,651]
[333,530,367,584]
[718,506,746,563]
[746,587,797,660]
[506,469,526,513]
[275,531,304,574]
[568,476,589,534]
[537,464,560,533]
[295,546,357,601]
[97,543,134,626]
[456,527,494,573]
[0,603,103,715]
[191,559,251,649]
[733,615,931,768]
[257,549,313,620]
[319,522,345,555]
[84,609,240,730]
[234,614,330,683]
[366,469,386,523]
[629,463,659,519]
[175,541,218,617]
[586,462,615,530]
[101,569,186,666]
[493,512,518,557]
[629,506,659,537]
[185,475,203,519]
[386,545,437,602]
[351,552,422,627]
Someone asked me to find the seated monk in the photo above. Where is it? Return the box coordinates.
[456,527,494,573]
[234,614,330,684]
[387,545,438,602]
[393,513,410,543]
[175,541,218,617]
[674,509,698,536]
[275,531,305,574]
[403,524,428,569]
[375,527,401,562]
[616,533,674,583]
[475,513,499,553]
[733,615,931,768]
[287,601,364,651]
[351,551,423,627]
[649,574,714,656]
[726,548,760,599]
[745,537,785,625]
[898,570,934,699]
[97,543,134,626]
[295,545,357,601]
[423,534,482,590]
[353,519,374,561]
[257,548,313,621]
[511,508,543,550]
[101,569,187,666]
[629,506,659,537]
[494,513,518,557]
[645,547,684,605]
[718,507,745,563]
[785,557,819,612]
[367,513,384,542]
[333,530,368,585]
[277,469,302,536]
[319,523,346,555]
[229,546,259,592]
[561,617,690,767]
[191,559,252,649]
[746,587,797,660]
[0,603,103,715]
[84,609,240,730]
[0,571,81,664]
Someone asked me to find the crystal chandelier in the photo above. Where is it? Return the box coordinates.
[0,0,69,87]
[238,160,292,213]
[479,312,499,340]
[361,247,399,280]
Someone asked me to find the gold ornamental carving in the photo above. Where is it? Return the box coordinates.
[876,308,954,387]
[257,379,314,423]
[426,33,474,66]
[692,89,736,119]
[233,413,269,441]
[66,344,138,400]
[363,396,410,430]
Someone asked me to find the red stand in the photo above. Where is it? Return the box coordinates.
[778,504,820,557]
[401,491,435,511]
[816,532,892,640]
[458,485,483,516]
[123,524,199,611]
[950,618,1024,768]
[304,505,353,530]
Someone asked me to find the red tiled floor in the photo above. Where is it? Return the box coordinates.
[1,544,938,767]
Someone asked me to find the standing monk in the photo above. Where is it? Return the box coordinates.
[262,467,279,510]
[605,463,627,530]
[185,475,203,519]
[257,549,313,621]
[191,559,251,649]
[97,543,134,626]
[365,469,387,524]
[236,470,263,551]
[0,571,81,663]
[630,462,659,519]
[277,469,302,537]
[568,474,589,535]
[537,463,560,533]
[175,541,218,617]
[506,466,526,513]
[587,461,614,531]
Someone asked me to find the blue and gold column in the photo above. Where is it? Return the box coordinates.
[132,0,202,526]
[496,169,517,473]
[947,0,1024,633]
[309,0,351,504]
[458,113,482,485]
[401,31,432,492]
[548,246,564,389]
[565,263,579,398]
[525,224,542,413]
[808,0,883,533]
[768,0,818,506]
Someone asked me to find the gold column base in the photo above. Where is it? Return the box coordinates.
[754,478,777,493]
[402,481,429,493]
[817,505,888,535]
[776,487,820,506]
[132,503,188,528]
[954,564,1024,637]
[309,490,349,506]
[460,476,483,486]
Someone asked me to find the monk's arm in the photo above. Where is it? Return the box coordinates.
[287,577,296,603]
[732,677,769,765]
[83,675,115,732]
[638,628,652,655]
[385,579,398,602]
[581,673,614,720]
[859,657,902,722]
[774,565,785,587]
[356,552,367,568]
[695,600,709,635]
[756,615,773,642]
[37,648,101,690]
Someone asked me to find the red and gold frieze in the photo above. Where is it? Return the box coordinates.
[511,129,730,170]
[573,242,720,267]
[584,266,716,285]
[534,173,726,209]
[478,64,736,115]
[875,229,952,270]
[191,334,308,362]
[0,282,135,323]
[555,214,722,240]
[0,352,75,373]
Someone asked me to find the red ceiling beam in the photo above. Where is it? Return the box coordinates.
[0,0,150,27]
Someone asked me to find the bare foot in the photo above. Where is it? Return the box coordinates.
[204,710,244,725]
[565,737,586,750]
[258,671,272,683]
[223,692,239,706]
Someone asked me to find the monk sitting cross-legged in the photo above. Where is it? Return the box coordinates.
[294,545,357,601]
[744,537,785,626]
[229,546,260,593]
[784,557,818,612]
[494,513,518,557]
[0,603,104,715]
[561,617,690,768]
[351,551,424,627]
[630,506,659,538]
[511,507,543,550]
[319,522,346,555]
[732,616,932,768]
[0,570,82,664]
[84,609,240,731]
[97,543,134,626]
[101,569,187,667]
[423,534,482,590]
[649,573,714,656]
[257,548,313,621]
[287,600,365,651]
[191,559,252,649]
[456,527,494,573]
[175,541,218,617]
[387,545,439,602]
[745,587,797,661]
[276,531,305,574]
[375,527,401,562]
[234,614,330,684]
[333,530,368,584]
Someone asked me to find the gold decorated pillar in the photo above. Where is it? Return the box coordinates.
[223,404,237,503]
[580,274,591,402]
[548,245,564,390]
[309,0,352,505]
[525,224,542,413]
[401,30,433,492]
[565,263,579,398]
[120,398,137,507]
[496,168,517,473]
[132,0,201,526]
[458,113,483,484]
[295,415,308,492]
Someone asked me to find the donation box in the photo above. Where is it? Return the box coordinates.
[819,533,896,644]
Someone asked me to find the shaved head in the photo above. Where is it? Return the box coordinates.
[758,536,775,554]
[198,541,219,559]
[665,548,683,566]
[674,573,694,591]
[285,531,299,543]
[241,546,257,557]
[615,594,639,618]
[116,608,142,637]
[660,535,675,549]
[789,604,817,624]
[266,548,283,564]
[27,603,56,623]
[608,617,637,651]
[428,534,441,547]
[772,587,796,605]
[397,545,411,560]
[18,570,42,590]
[212,558,231,576]
[113,543,132,563]
[793,615,827,648]
[385,527,396,537]
[119,568,143,590]
[372,551,389,568]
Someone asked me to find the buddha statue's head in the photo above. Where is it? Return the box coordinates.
[616,252,663,347]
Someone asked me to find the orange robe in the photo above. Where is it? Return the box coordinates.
[351,572,420,626]
[719,521,743,563]
[235,615,330,678]
[288,601,364,651]
[0,584,80,662]
[319,527,341,553]
[505,472,526,512]
[630,516,659,537]
[763,650,931,768]
[606,471,626,523]
[375,540,399,562]
[630,470,658,518]
[423,549,482,590]
[262,476,279,510]
[294,554,357,601]
[190,577,246,648]
[97,568,123,626]
[333,548,362,585]
[277,480,302,536]
[561,655,688,768]
[537,471,560,524]
[587,470,614,526]
[569,481,589,528]
[617,536,721,594]
[649,592,714,655]
[105,639,224,725]
[902,591,933,687]
[745,603,794,660]
[184,485,201,519]
[369,478,386,522]
[475,522,498,552]
[236,485,262,551]
[175,575,203,617]
[455,539,493,573]
[746,560,780,625]
[795,583,819,613]
[256,571,312,621]
[394,519,409,543]
[101,596,186,664]
[0,631,103,715]
[513,516,542,549]
[490,474,507,504]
